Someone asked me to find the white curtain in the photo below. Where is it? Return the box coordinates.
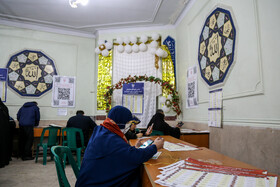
[112,45,162,128]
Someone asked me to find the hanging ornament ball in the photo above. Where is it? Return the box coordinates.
[123,36,130,44]
[162,50,168,58]
[152,33,160,41]
[140,35,148,43]
[117,45,124,53]
[130,36,137,44]
[105,41,113,50]
[159,96,167,104]
[98,40,105,46]
[156,48,164,57]
[102,49,109,57]
[95,47,101,54]
[116,37,124,44]
[125,45,132,53]
[139,43,147,52]
[162,105,171,113]
[132,44,139,53]
[150,41,158,48]
[149,47,157,55]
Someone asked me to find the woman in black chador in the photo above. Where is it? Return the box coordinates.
[147,109,181,139]
[0,98,11,168]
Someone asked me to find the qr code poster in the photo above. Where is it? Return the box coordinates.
[186,65,198,109]
[52,76,76,107]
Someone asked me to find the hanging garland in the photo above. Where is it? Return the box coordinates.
[104,75,181,116]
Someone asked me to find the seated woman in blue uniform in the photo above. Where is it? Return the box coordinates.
[76,106,164,187]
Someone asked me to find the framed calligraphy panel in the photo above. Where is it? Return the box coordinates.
[6,50,57,97]
[198,7,236,86]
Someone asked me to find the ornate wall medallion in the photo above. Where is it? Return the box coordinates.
[198,7,236,86]
[7,50,57,97]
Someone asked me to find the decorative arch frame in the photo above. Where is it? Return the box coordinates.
[104,75,181,116]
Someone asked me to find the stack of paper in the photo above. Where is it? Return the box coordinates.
[163,141,199,151]
[180,129,197,133]
[49,124,63,127]
[155,158,277,187]
[180,129,210,133]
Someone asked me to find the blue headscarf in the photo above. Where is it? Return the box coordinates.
[108,106,133,129]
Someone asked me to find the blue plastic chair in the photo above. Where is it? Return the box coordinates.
[62,127,85,169]
[35,126,61,165]
[51,146,79,187]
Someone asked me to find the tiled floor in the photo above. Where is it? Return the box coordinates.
[0,157,76,187]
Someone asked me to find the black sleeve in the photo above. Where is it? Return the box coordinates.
[162,122,181,139]
[9,118,16,129]
[170,127,181,139]
[88,117,97,129]
[125,130,138,140]
[160,121,173,134]
[66,118,72,127]
[34,106,40,126]
[147,115,155,128]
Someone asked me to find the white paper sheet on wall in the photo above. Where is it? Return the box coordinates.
[0,68,8,102]
[0,81,6,101]
[52,76,76,108]
[208,89,222,127]
[186,65,198,108]
[122,83,144,114]
[123,95,143,114]
[57,108,67,116]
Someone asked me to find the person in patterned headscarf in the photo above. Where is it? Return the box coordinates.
[76,106,164,187]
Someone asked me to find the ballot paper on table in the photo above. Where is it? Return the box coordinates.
[163,141,199,151]
[155,158,278,187]
[152,152,162,159]
[49,124,63,127]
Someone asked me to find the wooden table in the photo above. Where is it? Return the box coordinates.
[180,131,209,148]
[130,136,279,187]
[34,127,64,137]
[32,127,65,155]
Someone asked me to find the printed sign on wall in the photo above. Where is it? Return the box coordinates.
[0,68,8,102]
[186,65,198,108]
[208,89,223,128]
[52,76,76,107]
[122,83,144,114]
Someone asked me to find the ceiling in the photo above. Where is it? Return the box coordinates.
[0,0,195,38]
